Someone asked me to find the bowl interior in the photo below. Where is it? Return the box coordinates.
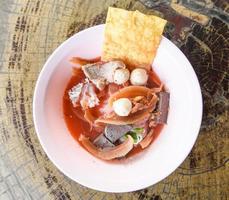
[33,24,202,192]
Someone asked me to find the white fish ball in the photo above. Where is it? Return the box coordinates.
[130,68,148,85]
[114,68,130,85]
[113,98,132,116]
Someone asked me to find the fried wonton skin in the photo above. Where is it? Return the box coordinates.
[102,7,167,70]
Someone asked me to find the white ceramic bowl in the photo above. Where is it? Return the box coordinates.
[33,24,202,193]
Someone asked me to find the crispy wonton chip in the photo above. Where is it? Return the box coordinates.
[102,7,167,70]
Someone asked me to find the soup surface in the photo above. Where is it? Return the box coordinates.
[63,57,167,159]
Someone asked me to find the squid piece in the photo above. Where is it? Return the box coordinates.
[108,86,153,106]
[72,108,87,122]
[139,128,154,149]
[95,107,153,125]
[151,84,163,93]
[96,86,159,125]
[84,109,104,131]
[70,57,101,66]
[79,134,134,160]
[84,109,96,125]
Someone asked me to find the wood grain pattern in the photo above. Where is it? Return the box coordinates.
[0,0,228,199]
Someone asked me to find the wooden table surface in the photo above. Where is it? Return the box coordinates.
[0,0,228,199]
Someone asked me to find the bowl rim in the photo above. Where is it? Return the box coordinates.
[33,24,203,193]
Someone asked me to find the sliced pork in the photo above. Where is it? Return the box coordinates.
[82,61,126,90]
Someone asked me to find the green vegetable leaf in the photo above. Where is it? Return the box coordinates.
[120,127,144,144]
[126,127,144,144]
[128,131,138,143]
[132,127,144,134]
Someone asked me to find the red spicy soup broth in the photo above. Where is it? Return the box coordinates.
[63,57,164,157]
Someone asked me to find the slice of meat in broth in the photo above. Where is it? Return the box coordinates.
[95,107,153,125]
[104,124,132,143]
[84,109,96,125]
[139,128,154,149]
[93,134,115,148]
[97,86,158,125]
[79,134,134,160]
[80,81,99,109]
[108,86,153,106]
[82,61,125,90]
[155,92,170,124]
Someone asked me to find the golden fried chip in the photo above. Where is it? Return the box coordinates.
[102,7,167,69]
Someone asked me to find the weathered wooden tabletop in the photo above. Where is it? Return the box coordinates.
[0,0,228,199]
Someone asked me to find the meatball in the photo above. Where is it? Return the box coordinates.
[114,68,130,85]
[130,68,148,85]
[113,98,132,116]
